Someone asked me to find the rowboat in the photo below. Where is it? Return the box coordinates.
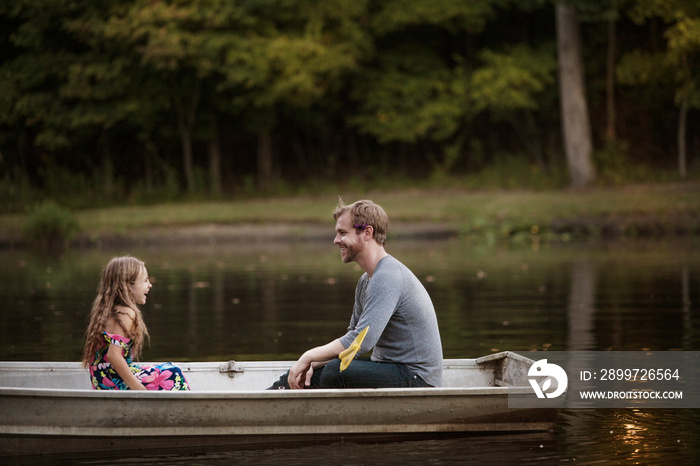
[0,351,559,456]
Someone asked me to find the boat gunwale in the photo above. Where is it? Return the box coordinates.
[0,353,536,399]
[0,357,495,371]
[0,384,535,399]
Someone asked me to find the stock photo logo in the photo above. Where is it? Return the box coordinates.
[528,359,568,399]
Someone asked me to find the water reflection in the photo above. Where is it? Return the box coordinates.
[60,432,562,465]
[556,408,700,463]
[1,239,699,360]
[1,237,699,463]
[567,260,595,351]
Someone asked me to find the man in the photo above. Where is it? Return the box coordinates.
[268,199,443,389]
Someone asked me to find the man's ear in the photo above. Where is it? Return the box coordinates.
[363,225,374,241]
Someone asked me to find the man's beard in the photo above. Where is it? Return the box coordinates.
[341,241,363,263]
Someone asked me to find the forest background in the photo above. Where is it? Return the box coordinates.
[1,0,699,217]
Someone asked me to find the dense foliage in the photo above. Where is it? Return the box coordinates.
[1,0,699,210]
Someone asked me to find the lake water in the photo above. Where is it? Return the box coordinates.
[1,235,699,464]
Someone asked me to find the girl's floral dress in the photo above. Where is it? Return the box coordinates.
[89,332,190,390]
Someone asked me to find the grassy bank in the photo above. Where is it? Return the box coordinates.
[1,182,699,247]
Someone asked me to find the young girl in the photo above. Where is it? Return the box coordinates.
[82,256,190,390]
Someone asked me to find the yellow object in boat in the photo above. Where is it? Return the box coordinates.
[338,326,369,371]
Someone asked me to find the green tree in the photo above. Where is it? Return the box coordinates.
[101,0,240,192]
[350,0,559,177]
[620,0,700,178]
[469,44,557,170]
[573,0,627,142]
[0,1,181,201]
[0,1,101,152]
[349,46,468,146]
[219,0,371,188]
[349,0,502,175]
[2,0,695,203]
[0,0,145,201]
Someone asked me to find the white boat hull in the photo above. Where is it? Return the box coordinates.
[0,352,558,455]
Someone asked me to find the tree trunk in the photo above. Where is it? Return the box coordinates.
[173,79,202,193]
[100,128,114,198]
[605,16,617,141]
[144,142,154,192]
[208,114,223,194]
[678,97,687,178]
[556,4,595,187]
[257,128,273,188]
[509,111,545,171]
[179,123,195,192]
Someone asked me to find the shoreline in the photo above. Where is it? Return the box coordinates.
[3,213,699,250]
[2,183,700,250]
[71,221,462,249]
[76,210,700,249]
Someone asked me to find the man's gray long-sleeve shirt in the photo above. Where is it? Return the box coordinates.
[338,255,443,387]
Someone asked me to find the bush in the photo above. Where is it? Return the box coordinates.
[462,154,568,190]
[23,201,79,250]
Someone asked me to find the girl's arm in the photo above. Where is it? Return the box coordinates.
[107,343,146,390]
[106,307,147,390]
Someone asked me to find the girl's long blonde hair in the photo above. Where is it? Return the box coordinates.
[82,256,150,367]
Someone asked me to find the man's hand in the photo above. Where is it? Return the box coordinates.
[288,358,312,389]
[287,339,346,389]
[301,365,315,388]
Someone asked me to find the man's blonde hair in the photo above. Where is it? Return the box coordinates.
[333,199,389,246]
